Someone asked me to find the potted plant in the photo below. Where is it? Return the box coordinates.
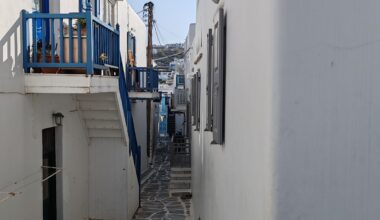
[75,18,87,36]
[34,41,60,73]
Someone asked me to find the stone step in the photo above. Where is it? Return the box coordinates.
[171,176,191,181]
[171,167,191,172]
[169,182,191,189]
[171,173,191,178]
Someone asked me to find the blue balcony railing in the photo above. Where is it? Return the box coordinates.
[126,67,159,92]
[22,5,119,75]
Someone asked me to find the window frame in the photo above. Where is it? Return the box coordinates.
[206,28,213,131]
[211,8,226,145]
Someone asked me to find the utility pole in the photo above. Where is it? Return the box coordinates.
[144,2,155,165]
[145,2,154,67]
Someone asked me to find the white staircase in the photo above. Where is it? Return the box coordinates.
[76,93,126,141]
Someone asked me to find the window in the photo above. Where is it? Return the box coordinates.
[210,8,226,145]
[104,0,116,26]
[127,32,136,66]
[196,72,201,131]
[79,0,99,16]
[191,72,201,130]
[206,28,213,131]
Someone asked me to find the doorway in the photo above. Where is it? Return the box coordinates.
[42,127,57,220]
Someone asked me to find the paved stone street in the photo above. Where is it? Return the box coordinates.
[133,143,192,220]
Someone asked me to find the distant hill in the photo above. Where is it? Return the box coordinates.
[153,44,184,68]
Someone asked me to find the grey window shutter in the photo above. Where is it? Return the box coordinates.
[196,72,201,131]
[191,76,196,125]
[212,8,225,145]
[206,29,213,131]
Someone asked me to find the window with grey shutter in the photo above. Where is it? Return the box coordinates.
[211,8,226,145]
[195,72,201,131]
[191,76,196,125]
[206,29,213,131]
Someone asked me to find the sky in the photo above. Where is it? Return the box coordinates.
[127,0,196,45]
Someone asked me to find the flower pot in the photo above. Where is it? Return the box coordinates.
[37,54,60,74]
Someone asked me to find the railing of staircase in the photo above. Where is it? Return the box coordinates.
[22,3,119,76]
[119,59,141,186]
[126,67,159,92]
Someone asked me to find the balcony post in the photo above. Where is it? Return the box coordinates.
[85,2,94,76]
[21,10,30,73]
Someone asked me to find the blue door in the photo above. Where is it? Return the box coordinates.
[35,0,50,42]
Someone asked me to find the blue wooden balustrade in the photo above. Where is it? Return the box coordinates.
[119,64,141,186]
[22,5,119,75]
[126,67,159,92]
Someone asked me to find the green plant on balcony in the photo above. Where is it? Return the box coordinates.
[74,18,87,36]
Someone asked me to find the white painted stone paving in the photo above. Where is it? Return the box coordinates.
[133,143,193,220]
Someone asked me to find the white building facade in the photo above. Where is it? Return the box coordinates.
[189,0,380,220]
[0,0,149,219]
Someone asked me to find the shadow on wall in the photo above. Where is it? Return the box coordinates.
[0,14,23,80]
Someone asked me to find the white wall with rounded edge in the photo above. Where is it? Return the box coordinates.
[0,94,89,220]
[191,0,380,220]
[190,0,276,220]
[118,2,147,69]
[275,0,380,219]
[131,100,149,174]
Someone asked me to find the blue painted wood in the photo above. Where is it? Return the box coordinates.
[22,11,119,75]
[69,19,73,63]
[26,63,86,68]
[92,16,118,32]
[126,67,159,92]
[22,10,30,73]
[32,18,37,63]
[41,19,46,63]
[51,19,55,62]
[59,19,63,63]
[25,13,85,19]
[119,64,141,186]
[85,6,93,75]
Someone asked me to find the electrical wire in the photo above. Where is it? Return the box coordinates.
[154,22,163,46]
[0,166,62,205]
[155,22,183,39]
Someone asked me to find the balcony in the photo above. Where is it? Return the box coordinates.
[126,67,160,99]
[22,6,120,76]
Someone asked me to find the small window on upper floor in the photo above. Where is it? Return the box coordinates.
[79,0,99,16]
[104,0,116,26]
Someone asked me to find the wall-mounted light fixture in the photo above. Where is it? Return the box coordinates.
[52,112,64,126]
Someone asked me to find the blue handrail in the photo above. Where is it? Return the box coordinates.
[119,64,141,185]
[126,67,159,92]
[22,5,119,75]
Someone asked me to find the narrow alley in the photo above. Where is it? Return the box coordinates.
[133,138,192,220]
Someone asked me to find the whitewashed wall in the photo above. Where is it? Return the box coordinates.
[0,1,143,220]
[191,0,380,220]
[274,0,380,219]
[89,138,129,220]
[191,0,275,219]
[131,100,149,174]
[0,94,89,220]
